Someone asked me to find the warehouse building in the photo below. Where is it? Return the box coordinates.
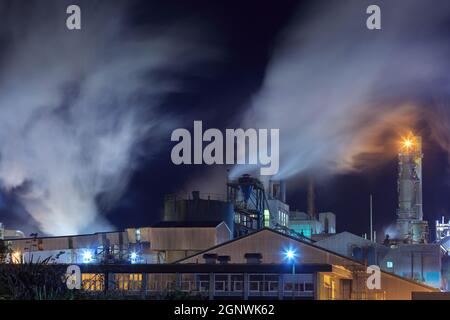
[76,228,438,300]
[0,222,25,240]
[315,231,443,289]
[8,221,232,264]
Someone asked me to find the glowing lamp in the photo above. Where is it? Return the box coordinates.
[82,250,93,263]
[403,138,413,149]
[284,249,297,261]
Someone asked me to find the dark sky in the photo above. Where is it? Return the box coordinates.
[1,0,450,241]
[106,0,450,240]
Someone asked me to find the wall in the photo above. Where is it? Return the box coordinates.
[380,244,442,289]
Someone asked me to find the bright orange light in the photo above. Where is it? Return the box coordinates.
[403,138,413,149]
[401,134,416,152]
[12,251,21,264]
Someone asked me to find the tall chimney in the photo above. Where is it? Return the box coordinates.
[307,178,316,219]
[192,191,200,201]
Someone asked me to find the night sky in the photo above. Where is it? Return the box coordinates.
[1,0,450,241]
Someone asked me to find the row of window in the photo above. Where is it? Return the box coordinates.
[81,273,314,294]
[278,210,289,227]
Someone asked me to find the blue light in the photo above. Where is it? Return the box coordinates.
[82,250,93,263]
[130,251,139,264]
[284,248,297,261]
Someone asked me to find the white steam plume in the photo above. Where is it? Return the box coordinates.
[231,0,450,179]
[0,0,212,235]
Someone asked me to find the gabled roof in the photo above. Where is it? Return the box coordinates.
[175,227,366,265]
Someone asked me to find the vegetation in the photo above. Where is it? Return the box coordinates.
[0,252,208,300]
[0,257,76,300]
[0,240,11,263]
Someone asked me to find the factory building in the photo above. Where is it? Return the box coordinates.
[288,179,336,238]
[0,222,25,240]
[177,229,439,299]
[315,232,443,289]
[436,216,450,243]
[7,221,232,265]
[163,191,234,235]
[126,221,231,263]
[227,175,292,237]
[289,211,336,238]
[266,180,290,229]
[435,217,450,290]
[74,228,439,300]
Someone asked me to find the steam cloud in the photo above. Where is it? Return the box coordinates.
[0,0,211,235]
[231,0,450,179]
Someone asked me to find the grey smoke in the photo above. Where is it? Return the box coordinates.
[231,0,450,179]
[0,0,213,235]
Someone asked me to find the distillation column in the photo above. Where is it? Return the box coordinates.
[396,135,428,243]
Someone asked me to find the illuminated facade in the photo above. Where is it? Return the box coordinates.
[289,211,336,238]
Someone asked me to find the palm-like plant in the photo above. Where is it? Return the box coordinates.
[0,256,75,300]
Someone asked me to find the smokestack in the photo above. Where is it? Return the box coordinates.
[280,180,286,203]
[192,191,200,201]
[307,178,316,219]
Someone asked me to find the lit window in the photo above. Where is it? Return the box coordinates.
[135,229,141,242]
[114,273,143,291]
[82,274,104,291]
[386,261,394,268]
[264,209,270,227]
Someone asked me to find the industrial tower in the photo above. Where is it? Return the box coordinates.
[396,134,429,243]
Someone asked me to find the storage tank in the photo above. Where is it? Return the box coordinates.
[163,191,234,234]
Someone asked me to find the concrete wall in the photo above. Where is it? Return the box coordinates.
[149,227,226,251]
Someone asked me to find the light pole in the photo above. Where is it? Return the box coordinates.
[286,249,296,274]
[284,249,297,299]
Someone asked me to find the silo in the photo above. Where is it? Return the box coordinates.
[163,191,234,234]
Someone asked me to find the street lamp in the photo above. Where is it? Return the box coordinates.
[130,251,139,264]
[284,248,297,299]
[284,248,297,274]
[82,250,93,263]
